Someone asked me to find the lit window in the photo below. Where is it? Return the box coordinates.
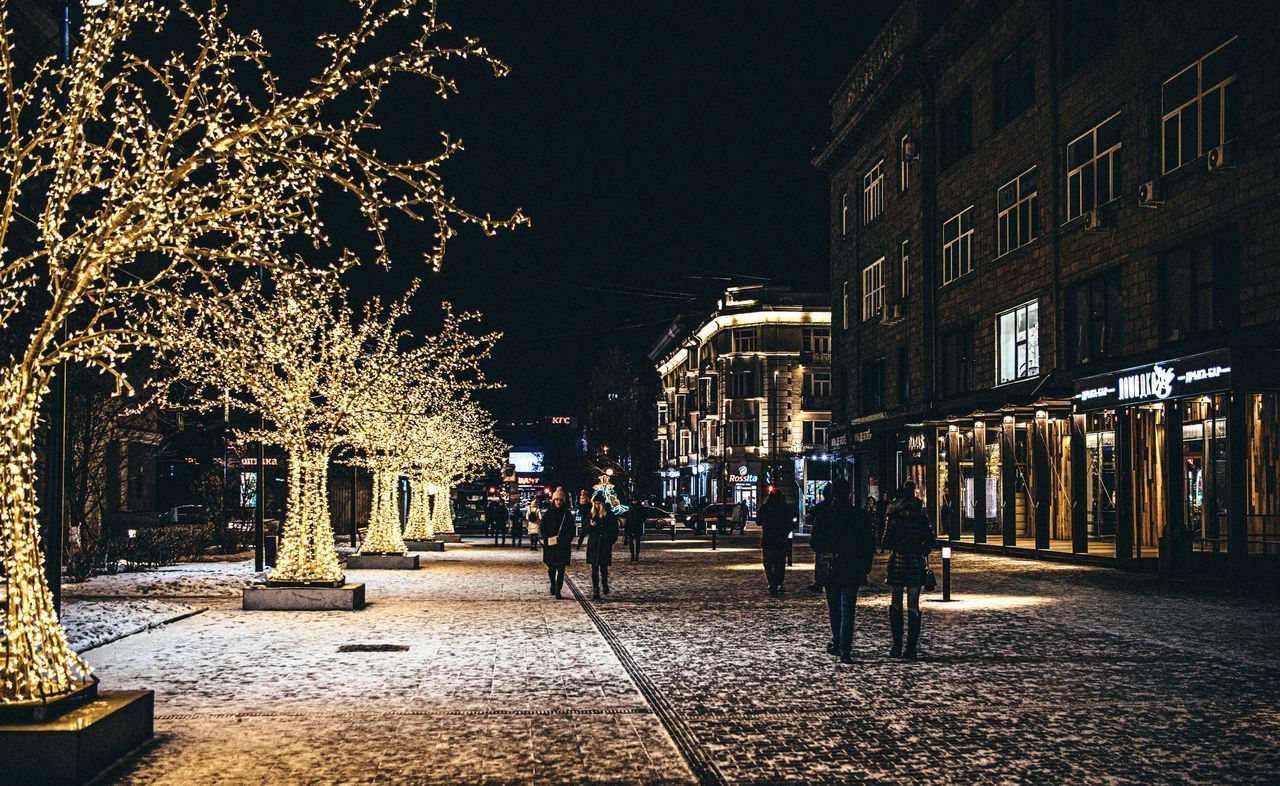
[1066,113,1121,221]
[862,258,884,321]
[863,160,884,225]
[997,301,1040,384]
[731,327,758,353]
[941,207,974,285]
[996,166,1039,257]
[1162,38,1238,174]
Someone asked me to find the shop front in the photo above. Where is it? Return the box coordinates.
[726,460,762,515]
[1073,349,1280,578]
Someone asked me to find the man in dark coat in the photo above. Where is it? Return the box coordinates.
[809,478,876,663]
[540,487,576,599]
[623,502,645,562]
[757,488,793,596]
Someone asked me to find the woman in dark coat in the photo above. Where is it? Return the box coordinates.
[883,481,934,660]
[757,488,793,596]
[585,497,619,599]
[809,478,876,663]
[540,487,577,599]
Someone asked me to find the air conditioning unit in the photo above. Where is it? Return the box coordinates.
[1137,180,1163,208]
[1207,143,1233,171]
[1083,207,1108,232]
[880,302,905,325]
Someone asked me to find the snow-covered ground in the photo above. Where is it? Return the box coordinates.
[62,598,201,653]
[63,559,264,598]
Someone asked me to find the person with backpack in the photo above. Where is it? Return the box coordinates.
[809,478,876,663]
[883,481,934,660]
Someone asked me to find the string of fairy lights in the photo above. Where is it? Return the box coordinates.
[0,0,521,704]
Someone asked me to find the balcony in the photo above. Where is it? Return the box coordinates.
[800,349,832,365]
[801,394,832,411]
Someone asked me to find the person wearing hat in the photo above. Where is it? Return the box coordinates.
[883,481,933,660]
[540,487,577,598]
[809,477,876,663]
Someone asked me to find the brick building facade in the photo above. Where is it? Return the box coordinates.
[815,0,1280,581]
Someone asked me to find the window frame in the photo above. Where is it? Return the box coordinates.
[1065,112,1121,222]
[941,206,975,286]
[993,35,1036,130]
[841,280,850,331]
[898,133,911,192]
[862,257,885,321]
[840,189,850,239]
[862,159,885,225]
[1160,37,1238,174]
[900,237,911,298]
[731,327,758,353]
[996,165,1039,258]
[1065,268,1124,366]
[996,300,1041,385]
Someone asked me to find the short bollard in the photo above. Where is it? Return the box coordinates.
[710,523,718,551]
[941,545,952,601]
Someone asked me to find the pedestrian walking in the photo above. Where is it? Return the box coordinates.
[624,502,645,562]
[487,500,509,545]
[526,498,542,550]
[510,505,525,547]
[575,489,591,550]
[806,491,829,593]
[876,492,890,553]
[883,481,933,660]
[732,499,747,535]
[809,478,876,663]
[585,496,619,599]
[540,487,576,599]
[757,487,793,596]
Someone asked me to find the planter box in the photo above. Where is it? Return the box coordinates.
[434,533,462,543]
[346,554,420,570]
[404,539,445,552]
[243,583,366,611]
[1,690,154,785]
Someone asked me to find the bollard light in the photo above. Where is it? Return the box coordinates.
[941,546,952,601]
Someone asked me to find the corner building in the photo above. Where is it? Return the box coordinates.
[652,287,832,526]
[815,0,1280,583]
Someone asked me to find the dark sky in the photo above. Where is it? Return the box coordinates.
[253,2,896,421]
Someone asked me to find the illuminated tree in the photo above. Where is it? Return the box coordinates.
[0,0,523,704]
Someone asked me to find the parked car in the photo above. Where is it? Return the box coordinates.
[627,505,676,534]
[689,503,737,534]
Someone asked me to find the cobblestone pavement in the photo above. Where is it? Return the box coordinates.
[84,538,1280,785]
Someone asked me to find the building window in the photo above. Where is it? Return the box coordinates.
[1066,112,1121,222]
[679,430,691,456]
[862,258,884,321]
[1063,0,1117,75]
[1159,230,1236,343]
[899,238,911,298]
[938,325,973,397]
[726,370,756,398]
[996,166,1039,257]
[993,36,1036,130]
[941,206,974,285]
[728,420,756,446]
[896,345,911,405]
[802,326,830,355]
[1065,269,1123,366]
[701,377,718,409]
[862,159,885,225]
[803,420,829,447]
[1161,38,1238,174]
[841,281,850,331]
[860,357,885,414]
[657,401,668,426]
[805,371,832,398]
[731,327,758,353]
[898,133,911,192]
[939,85,972,171]
[840,189,849,239]
[997,300,1040,384]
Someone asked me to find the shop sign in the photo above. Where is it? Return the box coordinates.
[907,432,927,454]
[829,433,847,449]
[728,465,758,484]
[853,429,874,444]
[516,474,542,487]
[1074,349,1232,412]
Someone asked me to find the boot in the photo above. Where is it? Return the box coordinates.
[889,607,904,658]
[904,611,921,661]
[592,587,601,600]
[602,568,610,595]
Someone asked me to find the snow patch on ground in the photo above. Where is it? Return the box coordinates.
[64,559,264,598]
[62,599,201,653]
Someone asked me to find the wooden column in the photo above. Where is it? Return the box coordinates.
[1163,401,1185,568]
[1033,418,1051,550]
[947,427,962,540]
[1070,414,1089,553]
[1001,418,1017,546]
[1227,390,1248,583]
[973,423,987,544]
[1115,409,1134,564]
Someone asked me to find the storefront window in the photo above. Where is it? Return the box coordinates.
[1181,395,1228,553]
[1245,393,1280,556]
[935,432,950,537]
[1132,404,1166,557]
[1083,412,1117,545]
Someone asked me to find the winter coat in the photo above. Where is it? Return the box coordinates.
[884,497,934,586]
[540,505,576,568]
[809,502,875,588]
[757,497,793,550]
[624,506,646,538]
[585,511,619,566]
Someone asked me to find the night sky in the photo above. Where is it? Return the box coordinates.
[253,2,896,421]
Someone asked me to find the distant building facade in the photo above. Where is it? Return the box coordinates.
[815,0,1280,582]
[651,286,832,525]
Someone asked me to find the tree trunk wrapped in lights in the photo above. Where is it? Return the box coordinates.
[0,0,522,704]
[431,483,454,535]
[361,470,407,555]
[404,474,434,541]
[273,450,342,584]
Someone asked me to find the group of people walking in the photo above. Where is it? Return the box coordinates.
[761,479,934,663]
[519,487,644,601]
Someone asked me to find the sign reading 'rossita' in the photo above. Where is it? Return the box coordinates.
[1073,349,1232,412]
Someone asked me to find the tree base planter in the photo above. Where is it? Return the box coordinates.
[243,583,366,610]
[435,533,462,543]
[0,688,154,786]
[405,539,445,552]
[346,553,420,569]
